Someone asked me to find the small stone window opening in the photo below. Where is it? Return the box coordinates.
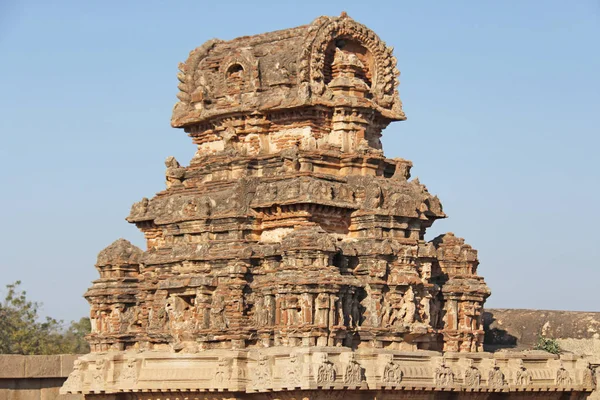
[226,63,245,91]
[227,63,244,79]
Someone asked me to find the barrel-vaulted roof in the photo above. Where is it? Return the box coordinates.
[172,13,405,128]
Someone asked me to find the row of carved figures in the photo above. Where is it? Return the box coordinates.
[89,287,484,338]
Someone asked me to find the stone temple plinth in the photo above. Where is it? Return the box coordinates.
[62,13,597,399]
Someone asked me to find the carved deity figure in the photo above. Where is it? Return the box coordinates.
[488,361,505,388]
[514,360,532,386]
[253,354,272,386]
[435,360,454,386]
[365,185,383,209]
[381,298,393,327]
[463,359,481,388]
[316,354,336,385]
[315,293,330,326]
[556,363,572,386]
[382,356,403,385]
[399,287,416,324]
[343,354,364,385]
[210,294,227,329]
[430,295,441,328]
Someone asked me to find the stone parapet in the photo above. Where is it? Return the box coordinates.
[61,349,596,396]
[0,354,83,400]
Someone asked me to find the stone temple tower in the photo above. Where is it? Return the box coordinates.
[63,13,595,399]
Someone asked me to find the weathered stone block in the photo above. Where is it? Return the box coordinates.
[9,388,41,400]
[0,356,25,378]
[24,356,61,378]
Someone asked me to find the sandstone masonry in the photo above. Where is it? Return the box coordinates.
[62,13,598,399]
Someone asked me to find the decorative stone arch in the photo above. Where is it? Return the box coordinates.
[299,14,400,110]
[175,39,223,107]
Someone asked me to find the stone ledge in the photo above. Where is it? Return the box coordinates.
[0,355,85,379]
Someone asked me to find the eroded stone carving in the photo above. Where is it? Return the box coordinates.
[343,353,364,385]
[488,360,505,388]
[556,362,572,386]
[214,357,231,385]
[285,352,302,386]
[382,355,403,385]
[435,359,454,386]
[582,362,596,388]
[463,359,481,388]
[514,360,531,386]
[316,354,336,385]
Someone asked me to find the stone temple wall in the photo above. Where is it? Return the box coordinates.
[0,355,83,400]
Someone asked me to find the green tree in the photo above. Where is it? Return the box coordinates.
[61,317,91,353]
[0,281,90,354]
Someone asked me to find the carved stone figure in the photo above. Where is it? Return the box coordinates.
[514,360,531,386]
[488,361,505,388]
[210,294,227,329]
[92,359,106,388]
[315,293,330,327]
[556,363,572,386]
[253,353,272,386]
[120,359,138,385]
[343,354,364,385]
[165,156,185,188]
[582,362,595,388]
[463,359,481,388]
[399,287,416,324]
[316,354,336,385]
[382,356,403,385]
[435,360,454,386]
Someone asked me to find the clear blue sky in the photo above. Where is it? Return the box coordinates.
[1,0,599,323]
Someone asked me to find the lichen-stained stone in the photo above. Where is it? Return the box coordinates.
[63,12,597,399]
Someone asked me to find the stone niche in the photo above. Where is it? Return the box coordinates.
[62,12,597,400]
